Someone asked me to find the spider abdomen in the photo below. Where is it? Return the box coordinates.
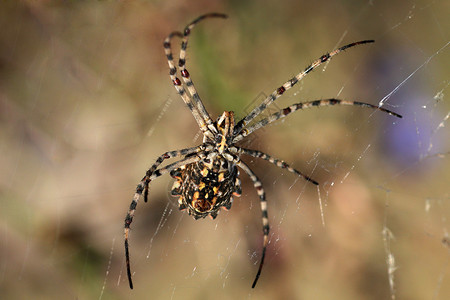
[170,155,241,219]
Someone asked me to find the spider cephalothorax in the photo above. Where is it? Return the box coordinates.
[124,13,402,290]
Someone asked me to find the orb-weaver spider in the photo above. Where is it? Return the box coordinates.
[124,13,402,289]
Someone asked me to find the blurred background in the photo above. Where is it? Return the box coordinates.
[0,0,448,299]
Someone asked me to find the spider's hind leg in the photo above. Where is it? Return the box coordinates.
[236,160,269,288]
[124,146,204,289]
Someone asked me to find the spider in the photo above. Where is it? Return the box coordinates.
[124,13,402,289]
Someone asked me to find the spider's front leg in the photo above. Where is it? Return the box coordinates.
[163,13,226,141]
[233,99,402,143]
[234,40,376,134]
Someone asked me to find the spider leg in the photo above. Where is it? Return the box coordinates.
[179,13,227,135]
[124,146,205,289]
[141,146,204,202]
[233,98,402,142]
[235,160,269,288]
[163,31,215,140]
[234,40,375,135]
[236,147,319,185]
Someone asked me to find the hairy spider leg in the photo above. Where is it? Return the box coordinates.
[178,13,228,136]
[233,99,402,142]
[124,146,205,289]
[235,160,269,288]
[141,146,207,202]
[236,147,319,185]
[163,31,215,140]
[234,40,376,135]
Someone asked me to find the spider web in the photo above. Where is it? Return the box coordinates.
[0,1,448,299]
